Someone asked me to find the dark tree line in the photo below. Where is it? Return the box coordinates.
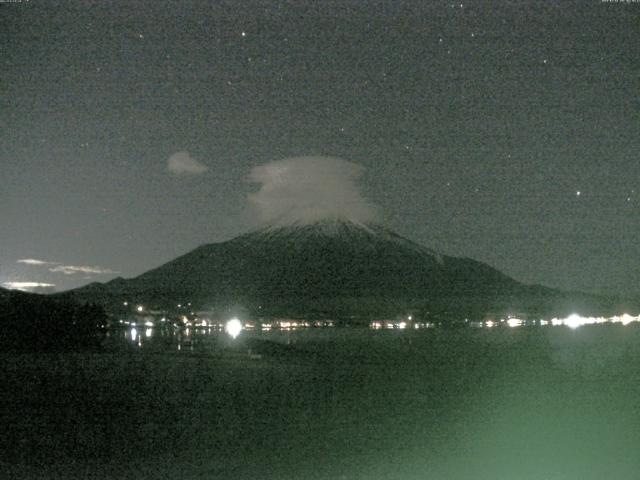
[0,292,107,352]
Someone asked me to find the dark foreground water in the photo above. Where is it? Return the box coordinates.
[2,325,640,479]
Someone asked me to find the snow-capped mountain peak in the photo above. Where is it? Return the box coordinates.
[243,217,442,262]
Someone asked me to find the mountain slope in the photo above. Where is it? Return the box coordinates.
[151,219,510,298]
[61,220,632,320]
[63,219,616,319]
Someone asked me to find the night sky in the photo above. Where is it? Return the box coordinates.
[2,0,638,295]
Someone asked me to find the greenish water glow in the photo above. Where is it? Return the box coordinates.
[2,326,640,479]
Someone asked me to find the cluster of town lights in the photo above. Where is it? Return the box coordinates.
[121,312,640,350]
[369,313,640,330]
[493,313,640,329]
[121,314,640,332]
[120,302,640,340]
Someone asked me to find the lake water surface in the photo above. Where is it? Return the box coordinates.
[3,324,640,479]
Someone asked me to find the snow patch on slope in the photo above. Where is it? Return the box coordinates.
[243,218,443,263]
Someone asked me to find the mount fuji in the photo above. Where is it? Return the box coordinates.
[63,218,612,320]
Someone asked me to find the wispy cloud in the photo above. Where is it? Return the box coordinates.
[48,265,118,276]
[167,151,209,175]
[16,259,118,276]
[2,281,56,293]
[17,258,57,266]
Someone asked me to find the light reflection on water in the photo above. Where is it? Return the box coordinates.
[370,313,640,330]
[114,311,640,352]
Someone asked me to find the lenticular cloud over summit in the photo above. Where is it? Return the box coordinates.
[247,156,379,226]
